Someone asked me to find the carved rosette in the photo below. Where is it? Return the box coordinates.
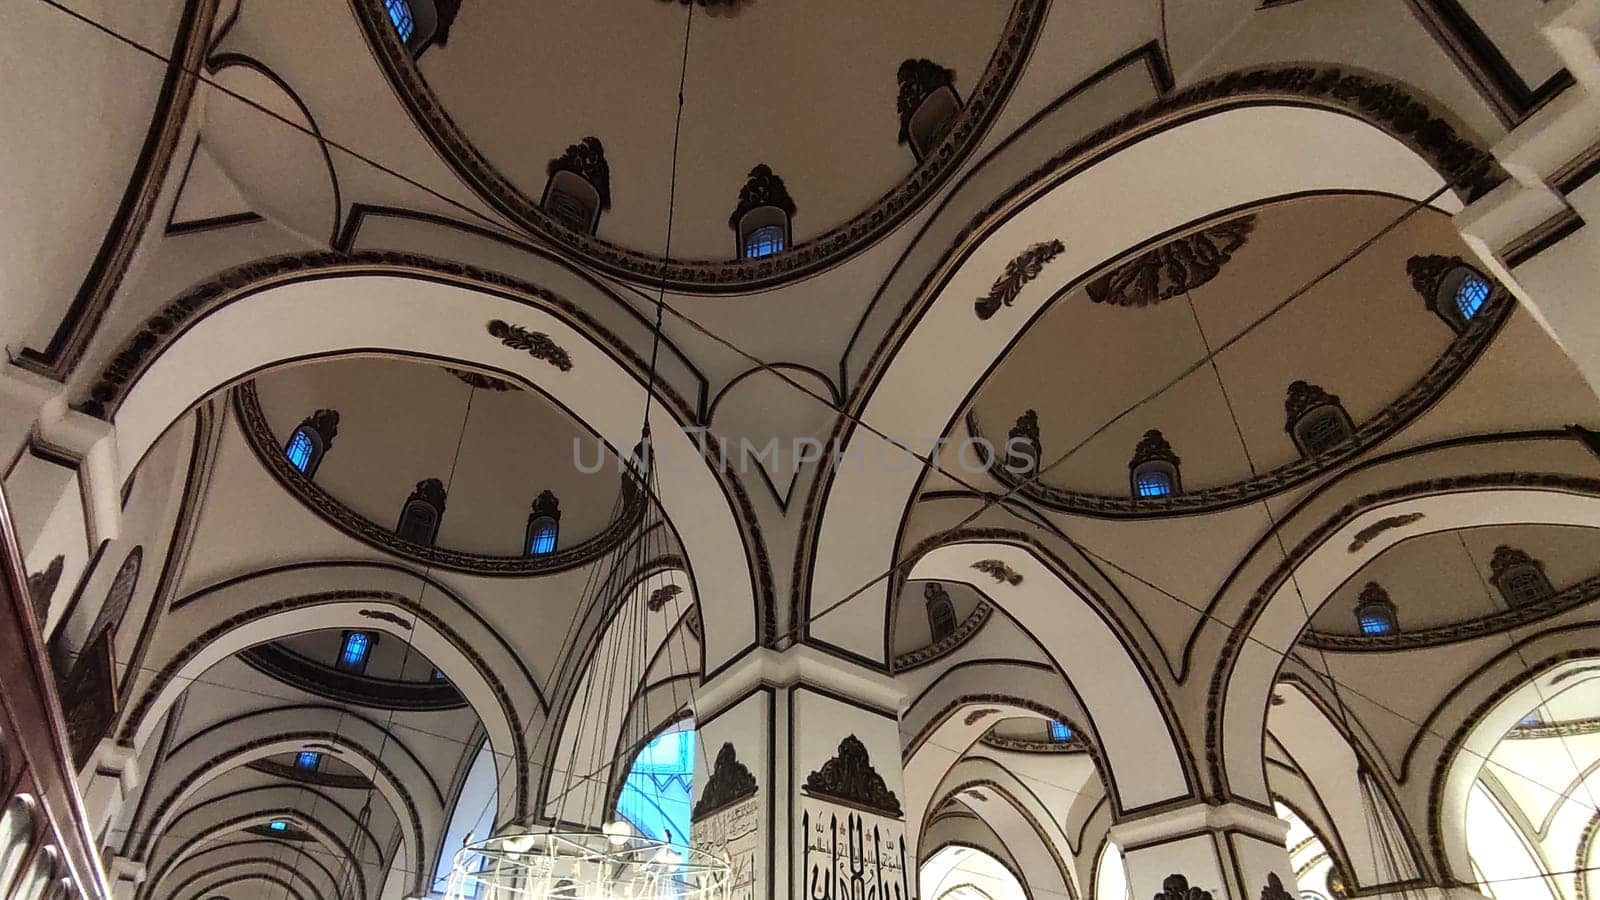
[803,734,904,818]
[487,320,574,372]
[693,742,758,819]
[547,136,612,209]
[1088,215,1255,307]
[975,239,1065,320]
[1284,380,1340,431]
[729,164,797,230]
[897,58,956,142]
[1129,429,1180,470]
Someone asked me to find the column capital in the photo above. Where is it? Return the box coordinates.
[696,644,904,721]
[1109,801,1290,851]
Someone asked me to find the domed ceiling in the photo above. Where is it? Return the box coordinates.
[374,0,1034,284]
[963,193,1501,514]
[1305,524,1600,638]
[245,356,631,563]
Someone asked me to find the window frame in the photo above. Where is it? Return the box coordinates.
[336,630,376,675]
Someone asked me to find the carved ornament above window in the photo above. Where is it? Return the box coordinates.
[897,59,956,143]
[1087,215,1255,307]
[729,165,796,231]
[547,137,612,210]
[803,734,903,818]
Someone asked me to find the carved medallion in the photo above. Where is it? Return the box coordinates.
[803,734,903,818]
[975,239,1065,320]
[971,559,1023,586]
[693,742,758,819]
[1088,215,1255,307]
[1345,512,1425,553]
[487,320,574,372]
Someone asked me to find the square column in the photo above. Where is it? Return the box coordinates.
[1109,802,1296,900]
[691,647,910,900]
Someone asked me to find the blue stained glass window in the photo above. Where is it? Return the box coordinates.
[295,751,320,771]
[1518,710,1543,728]
[616,729,694,846]
[1357,609,1394,635]
[1048,721,1073,742]
[529,520,558,556]
[269,820,289,832]
[1456,272,1490,321]
[384,0,415,42]
[285,430,316,474]
[745,225,785,259]
[338,632,373,672]
[432,667,448,683]
[1136,471,1172,498]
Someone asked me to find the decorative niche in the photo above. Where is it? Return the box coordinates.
[730,165,795,260]
[1406,255,1496,334]
[543,137,611,235]
[1129,429,1180,499]
[397,478,447,546]
[1284,381,1353,457]
[897,59,961,163]
[1489,545,1554,607]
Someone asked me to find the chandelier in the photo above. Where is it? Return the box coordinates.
[442,2,729,896]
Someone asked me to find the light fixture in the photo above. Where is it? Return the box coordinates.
[442,5,730,897]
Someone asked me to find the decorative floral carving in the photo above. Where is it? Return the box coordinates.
[1284,381,1341,430]
[803,734,903,818]
[488,320,574,372]
[1405,254,1464,312]
[26,555,63,623]
[530,489,561,521]
[359,609,414,629]
[1260,873,1293,900]
[446,368,515,391]
[693,742,758,819]
[1088,215,1255,307]
[975,239,1065,320]
[729,164,797,230]
[300,408,340,447]
[1156,874,1213,900]
[547,137,612,209]
[648,584,684,612]
[971,560,1022,586]
[406,478,448,512]
[1346,512,1425,553]
[1129,429,1180,469]
[963,708,1001,726]
[897,59,956,143]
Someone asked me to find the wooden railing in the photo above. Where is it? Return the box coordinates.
[0,484,111,899]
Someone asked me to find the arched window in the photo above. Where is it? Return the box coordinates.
[1005,409,1040,477]
[543,138,610,234]
[616,726,694,846]
[897,59,962,162]
[0,797,36,897]
[1128,429,1180,499]
[1489,546,1553,607]
[383,0,460,56]
[296,750,321,771]
[284,409,338,478]
[924,582,957,642]
[525,490,561,556]
[730,165,795,260]
[1354,582,1398,635]
[1048,720,1074,742]
[396,478,447,545]
[1284,381,1354,457]
[1407,255,1497,334]
[337,631,375,674]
